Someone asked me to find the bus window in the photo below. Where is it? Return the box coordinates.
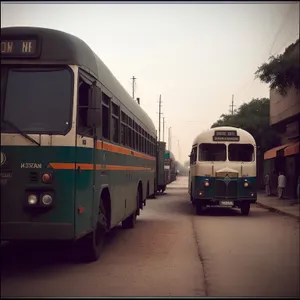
[199,144,226,161]
[102,92,110,140]
[190,146,197,164]
[228,144,254,162]
[111,102,119,143]
[78,80,92,136]
[3,67,72,134]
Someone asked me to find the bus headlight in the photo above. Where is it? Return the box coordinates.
[244,182,249,188]
[28,194,38,205]
[204,181,210,187]
[42,194,53,205]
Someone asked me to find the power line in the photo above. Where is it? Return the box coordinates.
[233,5,295,105]
[268,4,294,57]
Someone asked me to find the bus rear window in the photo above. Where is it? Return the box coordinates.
[228,144,254,162]
[199,143,226,161]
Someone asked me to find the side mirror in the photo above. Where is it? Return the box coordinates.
[87,107,101,128]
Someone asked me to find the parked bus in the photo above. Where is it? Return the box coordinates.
[156,141,167,193]
[188,126,257,216]
[164,150,177,184]
[1,26,157,262]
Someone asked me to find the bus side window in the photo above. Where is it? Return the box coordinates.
[190,147,197,164]
[102,92,110,140]
[78,80,92,137]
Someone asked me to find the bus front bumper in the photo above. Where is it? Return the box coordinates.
[1,222,74,241]
[194,198,257,206]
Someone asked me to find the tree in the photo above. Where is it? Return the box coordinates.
[255,39,299,96]
[211,98,280,152]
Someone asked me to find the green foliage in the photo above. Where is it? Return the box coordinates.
[211,98,280,152]
[255,39,300,95]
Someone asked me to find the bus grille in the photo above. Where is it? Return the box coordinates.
[29,172,38,182]
[215,180,237,198]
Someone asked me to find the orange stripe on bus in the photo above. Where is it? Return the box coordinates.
[49,163,153,171]
[95,140,155,161]
[49,163,94,170]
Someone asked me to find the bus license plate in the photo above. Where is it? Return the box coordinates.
[220,200,233,206]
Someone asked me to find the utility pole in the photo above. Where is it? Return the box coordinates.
[229,94,235,115]
[131,76,136,100]
[162,117,165,142]
[158,95,162,142]
[168,127,172,151]
[177,139,180,163]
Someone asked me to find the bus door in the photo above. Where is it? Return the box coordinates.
[75,74,100,237]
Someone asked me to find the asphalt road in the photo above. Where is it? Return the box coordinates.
[1,177,299,297]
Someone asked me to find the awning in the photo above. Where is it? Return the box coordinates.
[284,140,300,157]
[264,144,291,160]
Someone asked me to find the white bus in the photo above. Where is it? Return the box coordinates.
[188,126,257,216]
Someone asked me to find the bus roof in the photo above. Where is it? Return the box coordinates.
[192,126,256,146]
[1,26,156,135]
[165,150,176,160]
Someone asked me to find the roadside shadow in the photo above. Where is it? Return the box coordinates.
[0,241,71,279]
[201,206,241,217]
[0,223,138,279]
[198,205,264,218]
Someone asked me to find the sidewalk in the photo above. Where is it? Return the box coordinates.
[256,192,300,220]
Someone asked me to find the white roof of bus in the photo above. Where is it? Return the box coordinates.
[192,126,256,146]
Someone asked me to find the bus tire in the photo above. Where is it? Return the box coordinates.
[241,203,250,216]
[195,202,204,215]
[77,197,107,263]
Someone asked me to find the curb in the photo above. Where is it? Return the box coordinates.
[256,201,300,221]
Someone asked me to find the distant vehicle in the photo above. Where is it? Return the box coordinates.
[165,150,177,184]
[1,26,157,262]
[155,146,177,193]
[188,126,257,216]
[156,141,167,193]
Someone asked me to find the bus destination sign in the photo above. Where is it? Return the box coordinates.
[1,39,38,58]
[213,130,240,141]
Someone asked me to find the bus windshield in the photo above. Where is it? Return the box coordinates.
[199,143,226,161]
[228,144,254,162]
[1,67,73,134]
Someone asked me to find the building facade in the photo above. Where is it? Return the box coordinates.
[264,87,300,198]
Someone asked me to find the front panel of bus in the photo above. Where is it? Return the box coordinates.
[1,46,78,240]
[190,141,257,202]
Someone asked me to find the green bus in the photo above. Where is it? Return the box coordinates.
[1,27,157,262]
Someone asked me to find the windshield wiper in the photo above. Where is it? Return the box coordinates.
[3,119,40,146]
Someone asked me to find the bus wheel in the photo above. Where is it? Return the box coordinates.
[77,222,106,263]
[122,189,139,229]
[195,202,204,215]
[241,203,250,216]
[78,199,107,263]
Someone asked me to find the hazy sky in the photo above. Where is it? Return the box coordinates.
[1,1,299,163]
